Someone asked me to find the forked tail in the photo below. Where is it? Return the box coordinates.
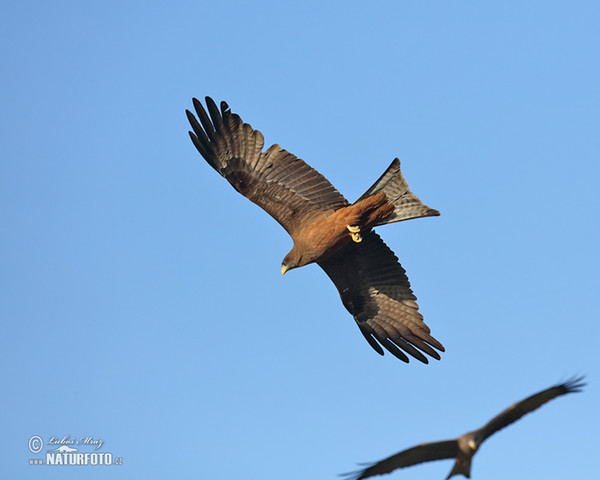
[356,158,440,226]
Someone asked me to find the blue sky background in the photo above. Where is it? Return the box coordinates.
[1,1,599,479]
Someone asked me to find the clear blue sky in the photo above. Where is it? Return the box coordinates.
[1,1,599,479]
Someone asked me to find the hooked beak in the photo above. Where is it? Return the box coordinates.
[281,265,288,275]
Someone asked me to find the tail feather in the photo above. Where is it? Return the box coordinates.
[357,158,439,226]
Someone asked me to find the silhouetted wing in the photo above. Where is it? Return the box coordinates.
[342,440,459,480]
[318,231,444,363]
[478,376,586,442]
[186,97,348,236]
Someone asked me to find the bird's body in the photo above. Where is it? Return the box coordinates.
[446,432,480,479]
[343,377,586,479]
[186,97,442,363]
[283,192,393,270]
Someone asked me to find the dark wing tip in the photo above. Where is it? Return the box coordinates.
[429,336,445,352]
[191,97,217,140]
[204,96,223,128]
[185,108,201,132]
[338,470,356,480]
[378,336,412,363]
[358,327,385,356]
[339,465,374,480]
[186,99,223,168]
[561,375,587,394]
[192,96,205,115]
[358,322,445,364]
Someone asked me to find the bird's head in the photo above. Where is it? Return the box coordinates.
[466,431,483,452]
[281,249,302,275]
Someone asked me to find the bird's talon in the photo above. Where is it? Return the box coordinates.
[347,225,361,233]
[351,232,363,243]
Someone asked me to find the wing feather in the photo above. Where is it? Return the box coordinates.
[478,376,586,442]
[318,231,444,363]
[187,97,349,235]
[342,440,459,480]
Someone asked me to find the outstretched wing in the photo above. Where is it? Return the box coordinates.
[186,97,349,236]
[318,231,444,363]
[478,376,586,443]
[342,440,459,480]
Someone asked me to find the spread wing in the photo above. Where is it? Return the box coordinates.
[318,232,444,363]
[477,376,586,443]
[342,440,459,480]
[186,97,349,236]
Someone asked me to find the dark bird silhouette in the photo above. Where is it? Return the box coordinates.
[186,97,442,363]
[343,376,585,479]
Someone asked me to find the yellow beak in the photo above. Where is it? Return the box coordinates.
[281,265,288,275]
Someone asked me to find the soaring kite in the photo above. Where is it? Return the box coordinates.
[343,376,586,479]
[186,97,442,363]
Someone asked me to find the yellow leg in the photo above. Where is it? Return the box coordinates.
[347,225,362,243]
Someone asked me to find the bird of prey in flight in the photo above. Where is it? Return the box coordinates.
[186,97,442,363]
[342,376,585,479]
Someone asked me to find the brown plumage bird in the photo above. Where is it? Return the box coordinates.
[186,97,442,363]
[343,376,585,479]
